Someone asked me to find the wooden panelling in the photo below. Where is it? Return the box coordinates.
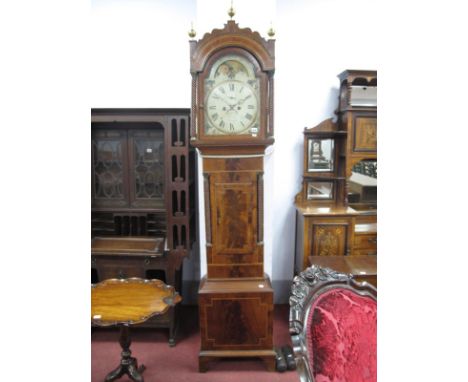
[199,277,273,351]
[312,224,348,257]
[353,116,377,152]
[204,160,264,279]
[298,214,355,270]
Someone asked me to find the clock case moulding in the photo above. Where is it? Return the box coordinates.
[190,20,275,155]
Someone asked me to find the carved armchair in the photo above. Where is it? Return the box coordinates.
[289,265,377,382]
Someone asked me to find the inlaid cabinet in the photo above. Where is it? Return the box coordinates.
[295,70,377,273]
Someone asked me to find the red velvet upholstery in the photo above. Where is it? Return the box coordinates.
[306,288,377,382]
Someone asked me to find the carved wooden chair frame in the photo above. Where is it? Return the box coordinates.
[289,265,377,382]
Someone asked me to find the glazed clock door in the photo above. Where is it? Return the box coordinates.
[203,52,261,137]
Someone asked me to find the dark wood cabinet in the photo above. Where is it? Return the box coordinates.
[91,108,195,346]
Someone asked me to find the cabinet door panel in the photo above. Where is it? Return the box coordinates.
[311,223,348,257]
[353,115,377,152]
[200,293,273,350]
[128,129,165,208]
[92,130,129,208]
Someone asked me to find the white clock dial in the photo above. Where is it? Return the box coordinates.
[204,54,260,136]
[206,80,258,134]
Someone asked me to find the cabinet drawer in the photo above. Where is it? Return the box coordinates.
[353,249,377,256]
[354,234,377,250]
[94,256,145,280]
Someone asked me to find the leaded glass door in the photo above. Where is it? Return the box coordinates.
[128,129,165,208]
[91,127,165,209]
[92,129,130,208]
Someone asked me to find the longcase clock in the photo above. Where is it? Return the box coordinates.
[190,18,276,372]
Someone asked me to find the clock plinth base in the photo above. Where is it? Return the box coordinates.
[198,275,275,372]
[199,349,276,373]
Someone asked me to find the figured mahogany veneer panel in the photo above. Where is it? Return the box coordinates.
[204,298,271,348]
[203,157,262,172]
[353,117,377,152]
[199,277,273,351]
[213,180,256,253]
[204,157,264,279]
[207,263,264,279]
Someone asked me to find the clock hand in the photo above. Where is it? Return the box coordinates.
[231,94,253,110]
[215,94,236,110]
[237,94,252,105]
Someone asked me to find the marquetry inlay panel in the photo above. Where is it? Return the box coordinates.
[354,117,377,152]
[312,224,347,257]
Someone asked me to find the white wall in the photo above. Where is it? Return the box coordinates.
[90,0,195,107]
[90,0,377,303]
[272,0,378,301]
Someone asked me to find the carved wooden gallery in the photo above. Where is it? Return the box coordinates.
[91,5,377,382]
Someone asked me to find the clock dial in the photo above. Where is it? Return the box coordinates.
[204,54,260,136]
[206,81,258,134]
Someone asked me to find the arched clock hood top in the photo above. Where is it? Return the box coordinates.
[190,20,275,74]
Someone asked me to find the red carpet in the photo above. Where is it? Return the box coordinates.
[92,305,299,382]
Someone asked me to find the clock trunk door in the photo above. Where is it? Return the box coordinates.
[212,173,257,255]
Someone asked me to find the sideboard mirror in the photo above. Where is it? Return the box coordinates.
[307,138,334,172]
[306,180,334,200]
[348,160,377,211]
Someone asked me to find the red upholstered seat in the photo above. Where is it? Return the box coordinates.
[306,288,377,382]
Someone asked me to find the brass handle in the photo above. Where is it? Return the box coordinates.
[144,258,150,265]
[368,238,377,244]
[367,252,377,256]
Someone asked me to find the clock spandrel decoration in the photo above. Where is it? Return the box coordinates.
[190,9,276,372]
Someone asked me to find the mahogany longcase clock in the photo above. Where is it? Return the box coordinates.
[190,19,276,371]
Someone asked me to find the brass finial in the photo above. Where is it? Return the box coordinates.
[267,22,275,38]
[188,21,196,39]
[228,0,235,19]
